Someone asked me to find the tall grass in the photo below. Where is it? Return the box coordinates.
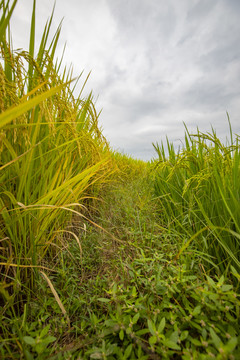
[153,119,240,274]
[0,0,112,301]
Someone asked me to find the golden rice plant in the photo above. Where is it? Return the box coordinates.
[0,0,113,300]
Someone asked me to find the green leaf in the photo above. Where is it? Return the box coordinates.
[106,344,117,356]
[41,336,56,344]
[40,324,50,338]
[210,328,221,348]
[0,0,17,43]
[91,313,98,326]
[169,330,179,344]
[135,328,149,336]
[132,313,140,324]
[119,329,124,341]
[147,319,156,336]
[112,283,117,294]
[206,275,216,287]
[230,266,240,280]
[24,350,34,360]
[104,319,116,327]
[158,317,166,333]
[180,330,189,341]
[221,284,233,292]
[163,339,181,350]
[23,336,36,346]
[217,275,225,287]
[226,312,235,322]
[190,338,202,346]
[28,0,36,91]
[225,337,238,352]
[35,343,46,354]
[149,336,157,345]
[124,344,133,358]
[131,286,137,297]
[97,297,110,303]
[192,305,201,316]
[126,327,132,335]
[209,293,218,301]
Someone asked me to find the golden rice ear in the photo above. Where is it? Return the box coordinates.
[40,270,70,327]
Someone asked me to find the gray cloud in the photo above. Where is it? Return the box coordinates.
[10,0,240,160]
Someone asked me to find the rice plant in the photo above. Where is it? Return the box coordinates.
[0,0,112,301]
[153,119,240,274]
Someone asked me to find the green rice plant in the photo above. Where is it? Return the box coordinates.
[0,0,112,303]
[110,151,149,183]
[153,119,240,274]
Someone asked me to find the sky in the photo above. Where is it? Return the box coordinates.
[9,0,240,160]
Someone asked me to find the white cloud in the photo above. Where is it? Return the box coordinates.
[10,0,240,160]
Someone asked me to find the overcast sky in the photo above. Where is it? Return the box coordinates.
[10,0,240,160]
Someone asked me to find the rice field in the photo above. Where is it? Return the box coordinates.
[0,2,239,359]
